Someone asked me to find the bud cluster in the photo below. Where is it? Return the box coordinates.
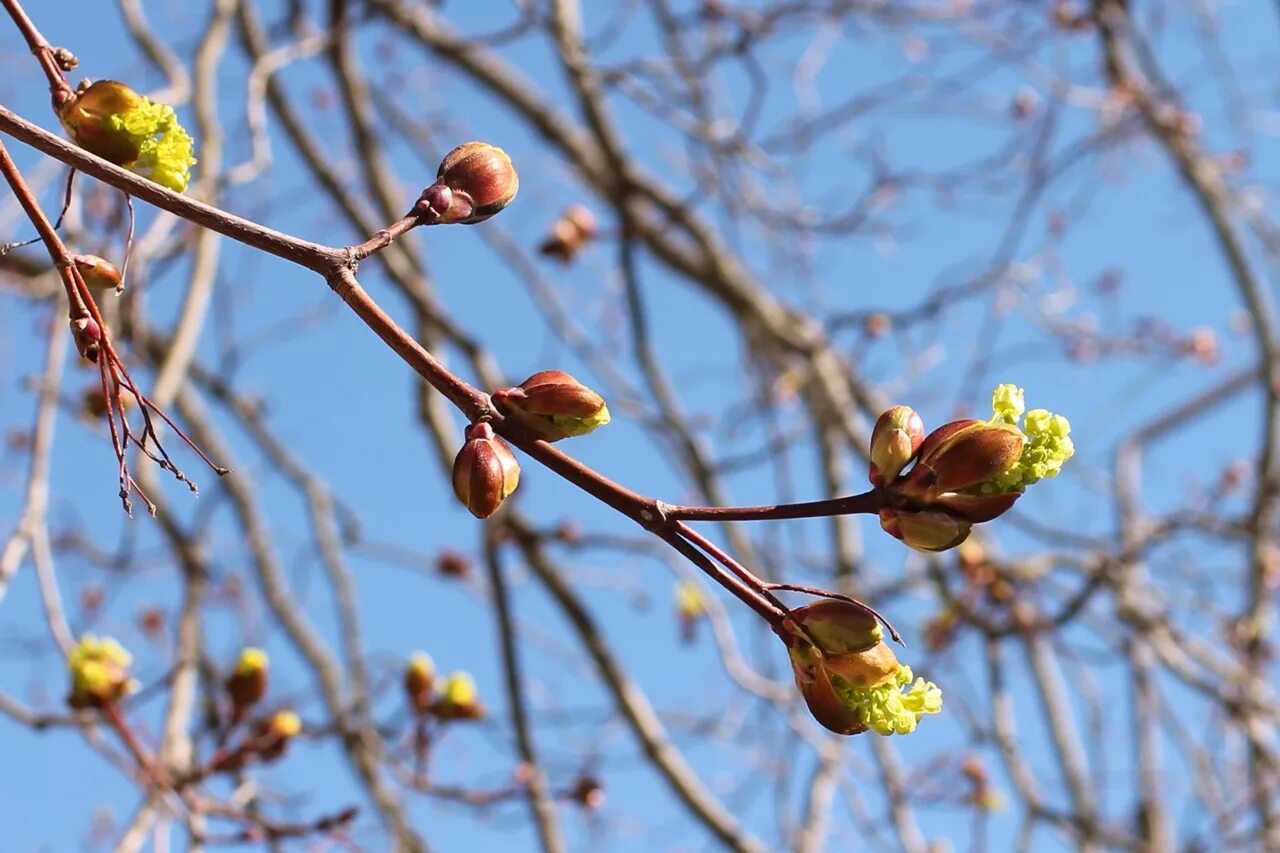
[870,385,1073,552]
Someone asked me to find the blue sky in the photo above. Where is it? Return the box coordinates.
[2,2,1277,850]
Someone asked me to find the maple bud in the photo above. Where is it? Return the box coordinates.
[58,80,197,192]
[73,254,123,291]
[868,405,924,487]
[432,672,485,721]
[404,652,436,716]
[451,422,521,518]
[492,370,611,442]
[225,648,268,721]
[418,142,518,225]
[257,710,302,762]
[780,601,942,736]
[897,419,1024,502]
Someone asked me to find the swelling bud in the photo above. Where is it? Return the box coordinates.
[451,422,521,518]
[417,142,518,224]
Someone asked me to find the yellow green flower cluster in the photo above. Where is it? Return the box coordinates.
[829,665,943,736]
[108,98,196,193]
[981,384,1074,494]
[60,80,196,193]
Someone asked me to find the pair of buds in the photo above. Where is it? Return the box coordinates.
[403,653,485,721]
[452,371,610,518]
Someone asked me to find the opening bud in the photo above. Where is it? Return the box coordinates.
[225,648,269,720]
[432,672,485,721]
[782,603,942,736]
[418,142,518,224]
[73,254,123,292]
[899,419,1025,500]
[67,634,138,709]
[492,370,611,442]
[404,651,436,716]
[257,710,302,762]
[868,405,925,487]
[452,422,521,518]
[58,80,196,192]
[879,508,972,552]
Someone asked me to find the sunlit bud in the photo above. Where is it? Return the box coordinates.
[58,80,196,192]
[70,315,101,363]
[538,205,598,263]
[225,648,269,720]
[67,634,138,709]
[73,254,123,292]
[899,419,1025,500]
[257,710,302,762]
[404,652,436,716]
[492,370,611,442]
[431,672,485,721]
[451,422,521,518]
[675,580,706,644]
[868,405,925,487]
[418,142,518,224]
[879,508,972,552]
